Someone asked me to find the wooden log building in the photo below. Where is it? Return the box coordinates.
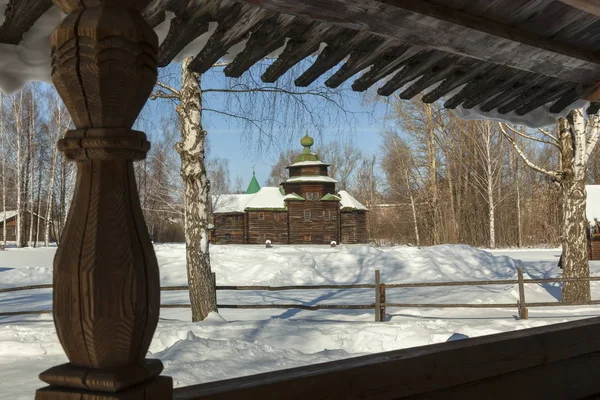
[0,210,52,243]
[211,134,368,245]
[4,0,600,399]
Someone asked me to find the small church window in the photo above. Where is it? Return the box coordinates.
[304,234,312,241]
[225,234,231,241]
[323,210,331,221]
[221,216,226,223]
[233,216,239,223]
[305,192,319,200]
[304,210,311,220]
[258,213,264,220]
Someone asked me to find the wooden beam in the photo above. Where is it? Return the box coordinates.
[261,23,343,83]
[559,0,600,17]
[225,14,307,78]
[189,4,272,74]
[294,30,367,87]
[421,62,489,103]
[158,16,210,67]
[236,0,600,84]
[173,317,600,399]
[377,51,446,97]
[351,45,419,92]
[324,37,393,88]
[0,0,53,44]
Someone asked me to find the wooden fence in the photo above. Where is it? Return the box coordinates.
[3,267,600,320]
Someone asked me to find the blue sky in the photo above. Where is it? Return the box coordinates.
[139,61,392,188]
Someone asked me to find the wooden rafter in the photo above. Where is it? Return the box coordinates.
[559,0,600,17]
[238,0,600,84]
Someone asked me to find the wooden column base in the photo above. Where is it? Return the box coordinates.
[35,360,172,399]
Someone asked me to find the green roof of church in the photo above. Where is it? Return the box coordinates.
[295,132,320,162]
[246,171,261,194]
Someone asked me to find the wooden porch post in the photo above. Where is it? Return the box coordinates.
[36,1,172,398]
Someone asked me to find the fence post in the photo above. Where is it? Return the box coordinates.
[380,283,387,322]
[375,270,381,322]
[517,266,528,320]
[213,272,218,304]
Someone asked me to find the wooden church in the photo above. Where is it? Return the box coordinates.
[211,134,368,245]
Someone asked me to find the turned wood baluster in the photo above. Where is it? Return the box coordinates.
[36,1,172,398]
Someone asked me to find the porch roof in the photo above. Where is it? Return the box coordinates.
[2,0,600,126]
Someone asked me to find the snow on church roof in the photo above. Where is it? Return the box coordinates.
[245,187,286,210]
[286,176,338,183]
[286,161,329,168]
[338,191,368,211]
[212,188,287,213]
[212,194,254,214]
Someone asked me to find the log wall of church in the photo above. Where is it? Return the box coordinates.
[247,211,288,244]
[289,165,329,177]
[340,211,368,243]
[213,213,246,244]
[288,201,339,244]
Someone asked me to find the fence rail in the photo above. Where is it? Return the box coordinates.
[3,267,600,319]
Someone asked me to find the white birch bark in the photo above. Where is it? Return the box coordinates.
[45,100,63,246]
[484,129,496,249]
[176,57,217,321]
[28,92,36,247]
[16,91,23,248]
[406,170,420,247]
[560,112,591,302]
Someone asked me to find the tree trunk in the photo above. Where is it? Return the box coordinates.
[45,143,58,246]
[16,91,23,248]
[559,114,591,302]
[425,104,439,245]
[177,57,217,322]
[404,169,420,247]
[486,135,496,249]
[0,93,5,248]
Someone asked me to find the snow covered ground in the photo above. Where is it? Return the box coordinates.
[2,243,600,398]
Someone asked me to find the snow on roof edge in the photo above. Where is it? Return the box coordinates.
[338,190,368,211]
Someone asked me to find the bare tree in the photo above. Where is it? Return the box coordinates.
[500,106,600,302]
[150,59,353,321]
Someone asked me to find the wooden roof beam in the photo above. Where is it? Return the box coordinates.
[324,37,393,88]
[224,15,306,78]
[377,51,447,97]
[237,0,600,85]
[294,30,368,87]
[351,45,419,92]
[559,0,600,17]
[158,17,210,67]
[188,4,272,74]
[0,0,53,44]
[261,23,343,83]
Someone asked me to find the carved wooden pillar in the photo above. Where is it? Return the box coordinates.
[36,1,172,398]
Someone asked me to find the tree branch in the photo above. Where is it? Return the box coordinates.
[499,123,561,180]
[500,122,559,147]
[538,128,558,143]
[155,81,181,98]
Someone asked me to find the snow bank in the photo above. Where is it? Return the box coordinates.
[0,243,597,398]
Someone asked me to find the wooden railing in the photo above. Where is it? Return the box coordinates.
[171,316,600,399]
[4,267,600,320]
[5,269,600,398]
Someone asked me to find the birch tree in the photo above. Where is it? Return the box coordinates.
[150,60,352,321]
[500,106,600,302]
